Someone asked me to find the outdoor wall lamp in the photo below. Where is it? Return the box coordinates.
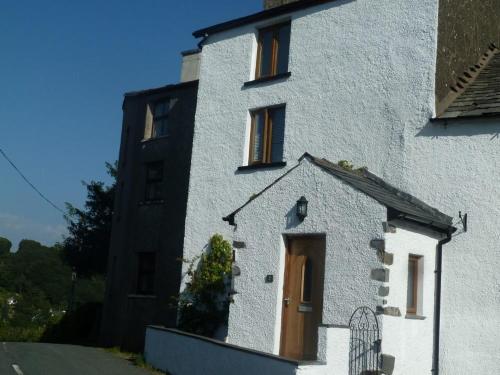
[296,196,308,221]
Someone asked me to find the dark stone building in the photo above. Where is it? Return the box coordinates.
[100,53,199,351]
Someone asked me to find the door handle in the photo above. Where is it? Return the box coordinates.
[284,297,291,306]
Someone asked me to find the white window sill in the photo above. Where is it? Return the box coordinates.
[405,314,426,320]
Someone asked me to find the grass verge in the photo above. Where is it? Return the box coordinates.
[105,347,169,374]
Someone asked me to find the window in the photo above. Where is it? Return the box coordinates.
[137,252,156,295]
[149,100,170,138]
[145,162,163,202]
[249,106,286,165]
[256,22,291,79]
[407,255,422,315]
[301,257,313,303]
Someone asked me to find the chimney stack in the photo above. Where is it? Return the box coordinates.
[264,0,300,10]
[180,49,201,83]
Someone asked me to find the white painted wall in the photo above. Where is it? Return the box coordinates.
[404,118,500,374]
[227,159,386,354]
[383,228,440,375]
[145,326,300,375]
[183,0,500,373]
[183,0,439,276]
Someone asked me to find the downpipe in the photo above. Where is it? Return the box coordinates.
[431,231,452,375]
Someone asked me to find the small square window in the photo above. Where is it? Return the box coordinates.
[137,252,156,295]
[407,255,422,315]
[145,162,163,202]
[256,22,291,79]
[249,105,286,165]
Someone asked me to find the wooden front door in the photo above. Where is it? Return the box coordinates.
[280,236,326,360]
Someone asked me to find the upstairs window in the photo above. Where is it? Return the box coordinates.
[152,100,170,137]
[146,100,170,139]
[145,161,163,202]
[256,22,291,79]
[407,255,422,315]
[137,252,156,295]
[249,105,286,165]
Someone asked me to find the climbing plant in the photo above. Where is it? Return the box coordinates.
[178,234,233,337]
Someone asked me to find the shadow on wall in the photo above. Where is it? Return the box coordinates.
[416,118,500,138]
[285,205,301,229]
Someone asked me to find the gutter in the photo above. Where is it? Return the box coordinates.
[431,231,453,375]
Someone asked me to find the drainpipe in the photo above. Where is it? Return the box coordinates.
[431,231,452,375]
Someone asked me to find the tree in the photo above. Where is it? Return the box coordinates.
[0,237,11,256]
[63,162,117,276]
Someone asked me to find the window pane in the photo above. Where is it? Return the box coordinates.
[270,107,286,162]
[154,101,169,117]
[147,162,163,181]
[277,23,291,74]
[259,30,274,78]
[137,253,156,295]
[407,258,416,310]
[301,257,313,303]
[251,111,266,163]
[145,182,162,201]
[153,118,168,137]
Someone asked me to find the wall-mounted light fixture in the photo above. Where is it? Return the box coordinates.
[296,196,308,221]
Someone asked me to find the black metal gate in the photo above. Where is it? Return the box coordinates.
[349,306,382,375]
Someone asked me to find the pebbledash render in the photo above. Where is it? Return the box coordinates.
[174,0,500,374]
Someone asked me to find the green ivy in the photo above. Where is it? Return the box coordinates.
[178,234,233,337]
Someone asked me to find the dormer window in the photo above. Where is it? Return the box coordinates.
[256,22,291,79]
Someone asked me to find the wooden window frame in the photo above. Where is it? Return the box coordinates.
[255,21,291,80]
[407,255,421,315]
[248,105,285,165]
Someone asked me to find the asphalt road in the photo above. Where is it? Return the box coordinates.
[0,342,155,375]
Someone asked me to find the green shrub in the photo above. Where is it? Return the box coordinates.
[178,234,232,336]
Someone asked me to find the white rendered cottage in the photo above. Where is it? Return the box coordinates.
[145,0,500,373]
[145,154,456,375]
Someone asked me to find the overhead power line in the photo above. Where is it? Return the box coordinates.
[0,148,65,215]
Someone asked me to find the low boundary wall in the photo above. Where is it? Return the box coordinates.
[145,326,300,375]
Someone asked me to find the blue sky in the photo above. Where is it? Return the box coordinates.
[0,0,262,249]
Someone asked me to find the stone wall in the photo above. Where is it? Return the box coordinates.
[436,0,500,104]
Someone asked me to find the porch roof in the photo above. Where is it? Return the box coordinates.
[223,153,455,233]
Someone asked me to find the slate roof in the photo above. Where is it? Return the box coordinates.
[224,154,455,232]
[193,0,339,38]
[438,49,500,119]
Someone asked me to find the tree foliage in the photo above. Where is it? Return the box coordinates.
[63,162,117,276]
[0,237,12,255]
[178,234,233,337]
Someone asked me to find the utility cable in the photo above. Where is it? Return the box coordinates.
[0,148,65,215]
